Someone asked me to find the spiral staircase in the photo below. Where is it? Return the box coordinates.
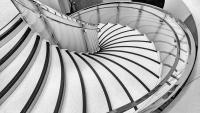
[0,0,197,113]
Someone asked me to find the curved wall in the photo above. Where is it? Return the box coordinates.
[163,0,191,21]
[162,0,200,113]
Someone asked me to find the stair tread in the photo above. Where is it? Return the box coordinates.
[0,39,47,113]
[103,41,155,50]
[102,47,160,62]
[99,51,161,74]
[82,54,132,109]
[0,36,37,92]
[60,50,83,113]
[71,52,109,113]
[31,45,62,113]
[99,24,131,44]
[0,25,29,59]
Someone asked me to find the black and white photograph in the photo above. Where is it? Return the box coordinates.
[0,0,199,113]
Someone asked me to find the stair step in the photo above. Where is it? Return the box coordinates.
[89,52,150,100]
[102,33,146,47]
[0,25,29,59]
[99,24,123,42]
[91,54,160,90]
[81,54,131,109]
[99,24,131,44]
[0,18,26,48]
[103,41,155,50]
[98,23,116,40]
[0,27,33,72]
[0,39,48,113]
[60,50,84,113]
[99,51,161,75]
[31,45,63,113]
[71,52,109,113]
[0,17,23,41]
[0,35,40,105]
[101,29,144,43]
[104,46,159,61]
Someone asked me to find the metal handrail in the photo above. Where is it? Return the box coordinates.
[12,0,98,30]
[9,1,192,112]
[30,0,98,27]
[70,2,190,113]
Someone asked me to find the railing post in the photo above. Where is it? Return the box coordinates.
[78,12,89,52]
[135,5,143,28]
[116,3,120,24]
[152,14,166,41]
[97,5,101,24]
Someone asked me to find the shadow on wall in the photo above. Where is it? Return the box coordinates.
[71,0,102,11]
[184,15,198,46]
[132,0,165,8]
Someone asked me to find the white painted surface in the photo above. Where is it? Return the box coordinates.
[60,50,83,113]
[0,39,46,113]
[89,53,148,101]
[162,1,200,113]
[0,15,21,36]
[0,0,18,29]
[163,78,200,113]
[164,0,191,21]
[0,25,28,59]
[83,55,130,109]
[105,47,160,61]
[96,53,159,90]
[0,36,36,92]
[71,52,109,113]
[98,24,123,42]
[31,45,61,113]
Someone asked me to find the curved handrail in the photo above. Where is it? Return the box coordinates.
[70,1,172,18]
[176,20,192,54]
[70,2,191,113]
[12,0,98,30]
[30,0,98,27]
[33,1,97,27]
[7,1,192,112]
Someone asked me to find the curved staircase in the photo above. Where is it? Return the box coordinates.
[0,1,196,113]
[0,15,162,112]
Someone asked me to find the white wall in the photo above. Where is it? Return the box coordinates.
[163,0,200,113]
[164,0,191,21]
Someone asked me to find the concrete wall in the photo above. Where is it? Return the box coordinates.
[162,0,200,113]
[164,0,191,21]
